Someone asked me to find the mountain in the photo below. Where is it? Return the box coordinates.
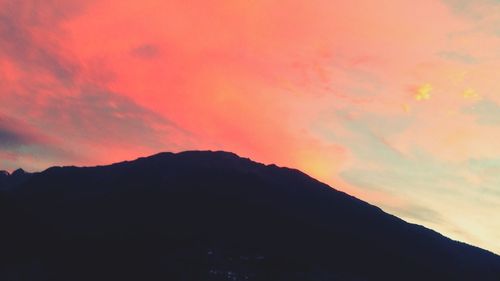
[0,168,33,190]
[0,151,499,280]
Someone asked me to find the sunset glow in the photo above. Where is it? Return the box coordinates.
[1,0,500,253]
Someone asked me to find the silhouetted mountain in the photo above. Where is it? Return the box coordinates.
[0,168,33,190]
[1,151,499,280]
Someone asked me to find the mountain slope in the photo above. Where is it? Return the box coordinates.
[0,168,33,190]
[1,151,499,280]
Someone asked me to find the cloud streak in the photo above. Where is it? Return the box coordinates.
[0,114,46,149]
[0,0,195,170]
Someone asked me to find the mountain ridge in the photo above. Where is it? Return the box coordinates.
[1,150,499,280]
[5,150,495,254]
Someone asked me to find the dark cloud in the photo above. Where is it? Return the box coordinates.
[0,1,88,84]
[0,86,195,171]
[131,44,161,60]
[0,85,196,169]
[37,87,194,149]
[0,125,31,149]
[0,113,78,172]
[0,114,44,149]
[0,0,186,147]
[0,0,195,172]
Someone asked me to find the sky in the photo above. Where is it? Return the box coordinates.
[1,0,500,254]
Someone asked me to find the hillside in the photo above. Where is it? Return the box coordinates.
[1,151,499,280]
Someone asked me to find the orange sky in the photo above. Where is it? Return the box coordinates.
[1,0,500,254]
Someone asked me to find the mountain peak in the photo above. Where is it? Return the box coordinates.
[1,151,499,280]
[0,168,32,190]
[156,150,244,160]
[12,168,26,176]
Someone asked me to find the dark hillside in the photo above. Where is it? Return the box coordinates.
[1,151,499,280]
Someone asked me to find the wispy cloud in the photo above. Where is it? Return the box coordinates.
[0,0,195,169]
[463,99,500,125]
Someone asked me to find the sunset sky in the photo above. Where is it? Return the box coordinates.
[1,0,500,253]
